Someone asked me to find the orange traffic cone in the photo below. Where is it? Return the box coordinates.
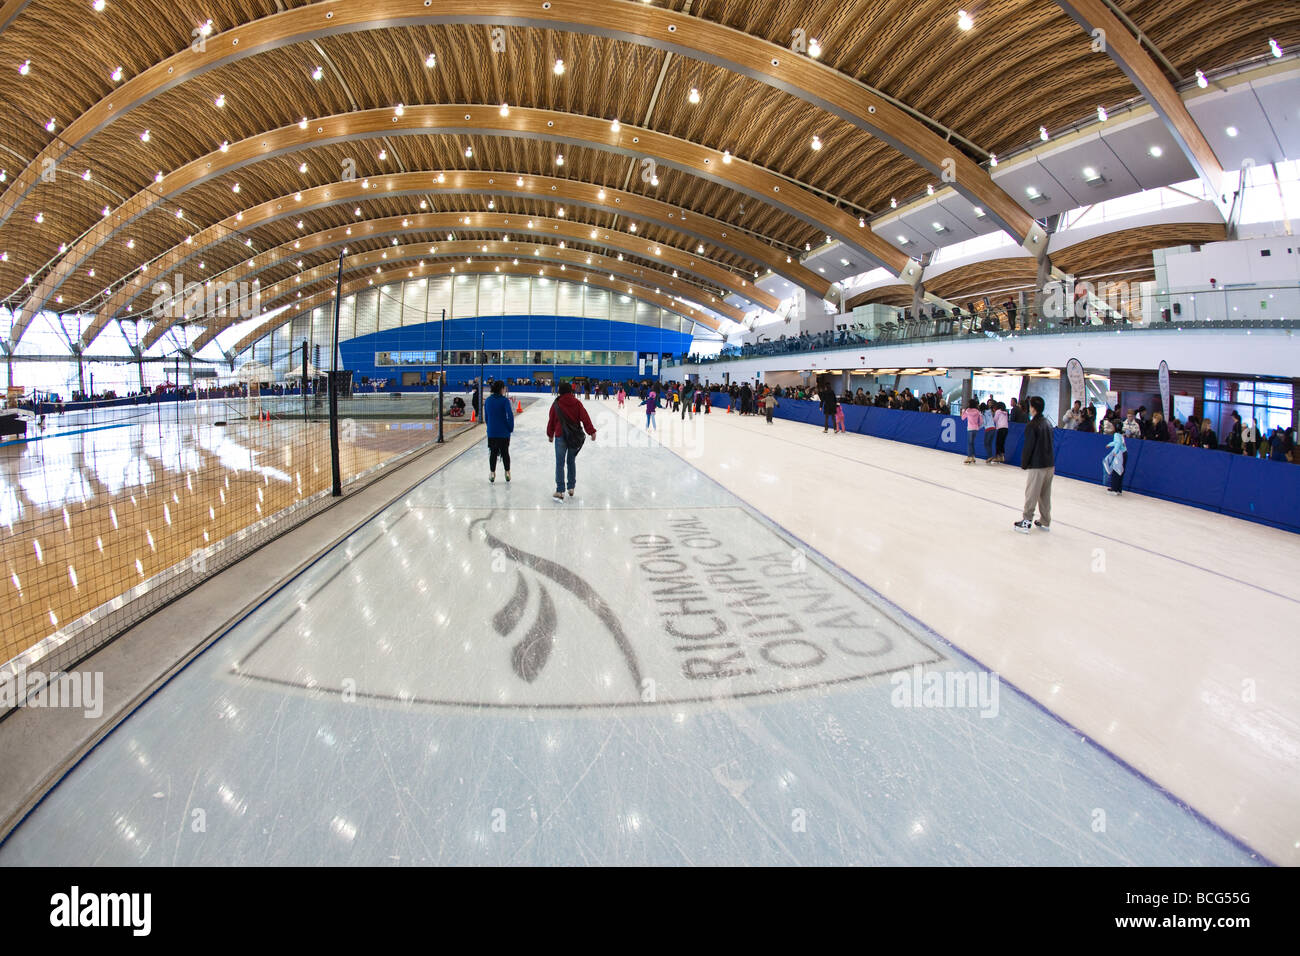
[516,400,523,413]
[471,409,476,423]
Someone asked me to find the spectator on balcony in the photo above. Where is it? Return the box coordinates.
[1004,299,1018,331]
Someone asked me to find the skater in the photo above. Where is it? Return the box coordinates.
[643,386,659,430]
[819,382,838,433]
[695,386,707,417]
[484,380,514,483]
[762,389,777,424]
[1014,396,1054,533]
[834,400,846,433]
[681,380,695,419]
[982,402,996,463]
[1102,429,1126,495]
[993,402,1009,462]
[617,386,626,409]
[547,382,597,501]
[961,399,982,463]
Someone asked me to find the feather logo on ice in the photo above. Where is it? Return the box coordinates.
[476,514,644,692]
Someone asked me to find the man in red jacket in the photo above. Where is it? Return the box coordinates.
[547,382,597,500]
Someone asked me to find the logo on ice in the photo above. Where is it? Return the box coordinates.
[890,665,1000,718]
[0,669,103,718]
[150,273,261,321]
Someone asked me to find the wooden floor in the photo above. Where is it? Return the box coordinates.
[0,399,465,665]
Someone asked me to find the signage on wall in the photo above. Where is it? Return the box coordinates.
[1065,357,1085,406]
[1158,360,1171,421]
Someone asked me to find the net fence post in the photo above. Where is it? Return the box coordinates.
[329,251,344,497]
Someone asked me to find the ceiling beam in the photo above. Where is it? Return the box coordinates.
[16,101,867,344]
[1054,0,1225,202]
[0,0,1036,244]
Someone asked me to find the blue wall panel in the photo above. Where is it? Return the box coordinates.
[340,315,690,386]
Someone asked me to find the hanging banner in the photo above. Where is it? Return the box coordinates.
[638,357,646,376]
[1158,360,1171,422]
[1065,357,1085,406]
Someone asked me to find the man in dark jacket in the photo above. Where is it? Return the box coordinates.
[1014,395,1054,533]
[547,382,597,501]
[819,383,838,433]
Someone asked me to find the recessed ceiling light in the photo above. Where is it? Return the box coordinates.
[1148,145,1163,158]
[808,38,822,58]
[425,53,437,68]
[465,146,473,157]
[1096,105,1107,122]
[214,94,226,108]
[499,102,509,117]
[553,58,565,75]
[18,60,30,75]
[1195,69,1207,88]
[988,152,998,167]
[45,118,56,132]
[555,154,564,166]
[610,118,620,132]
[810,135,822,151]
[1225,125,1238,137]
[110,66,123,82]
[1269,38,1283,58]
[312,66,324,81]
[688,88,700,105]
[957,10,974,31]
[1039,126,1049,141]
[972,206,986,218]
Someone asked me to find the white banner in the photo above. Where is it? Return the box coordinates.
[1065,358,1085,406]
[1158,360,1171,422]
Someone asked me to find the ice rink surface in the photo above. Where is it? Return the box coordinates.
[1,397,1293,865]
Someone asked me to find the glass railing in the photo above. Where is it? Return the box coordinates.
[684,284,1300,364]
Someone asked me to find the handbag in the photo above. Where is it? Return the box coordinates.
[557,404,586,450]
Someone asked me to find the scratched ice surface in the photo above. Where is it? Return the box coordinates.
[0,407,1258,865]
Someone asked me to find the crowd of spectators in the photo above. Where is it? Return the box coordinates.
[1057,400,1296,461]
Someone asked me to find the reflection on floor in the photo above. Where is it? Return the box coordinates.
[0,399,464,664]
[0,398,1273,865]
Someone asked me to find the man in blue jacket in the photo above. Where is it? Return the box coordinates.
[484,380,515,483]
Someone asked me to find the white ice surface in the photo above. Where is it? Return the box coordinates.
[0,398,1275,865]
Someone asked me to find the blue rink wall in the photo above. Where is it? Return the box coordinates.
[709,393,1300,534]
[340,316,692,387]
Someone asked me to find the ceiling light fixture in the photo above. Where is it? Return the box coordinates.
[688,88,701,104]
[810,135,822,151]
[1195,69,1207,88]
[1039,125,1049,141]
[957,10,974,31]
[1097,105,1107,122]
[425,53,437,68]
[553,58,565,75]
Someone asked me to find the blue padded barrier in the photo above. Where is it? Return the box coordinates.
[1220,454,1300,531]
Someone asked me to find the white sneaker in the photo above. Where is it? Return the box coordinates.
[1013,520,1032,534]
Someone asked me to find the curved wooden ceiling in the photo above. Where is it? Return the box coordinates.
[0,0,1295,351]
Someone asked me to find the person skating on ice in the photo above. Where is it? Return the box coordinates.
[484,380,514,483]
[547,382,596,501]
